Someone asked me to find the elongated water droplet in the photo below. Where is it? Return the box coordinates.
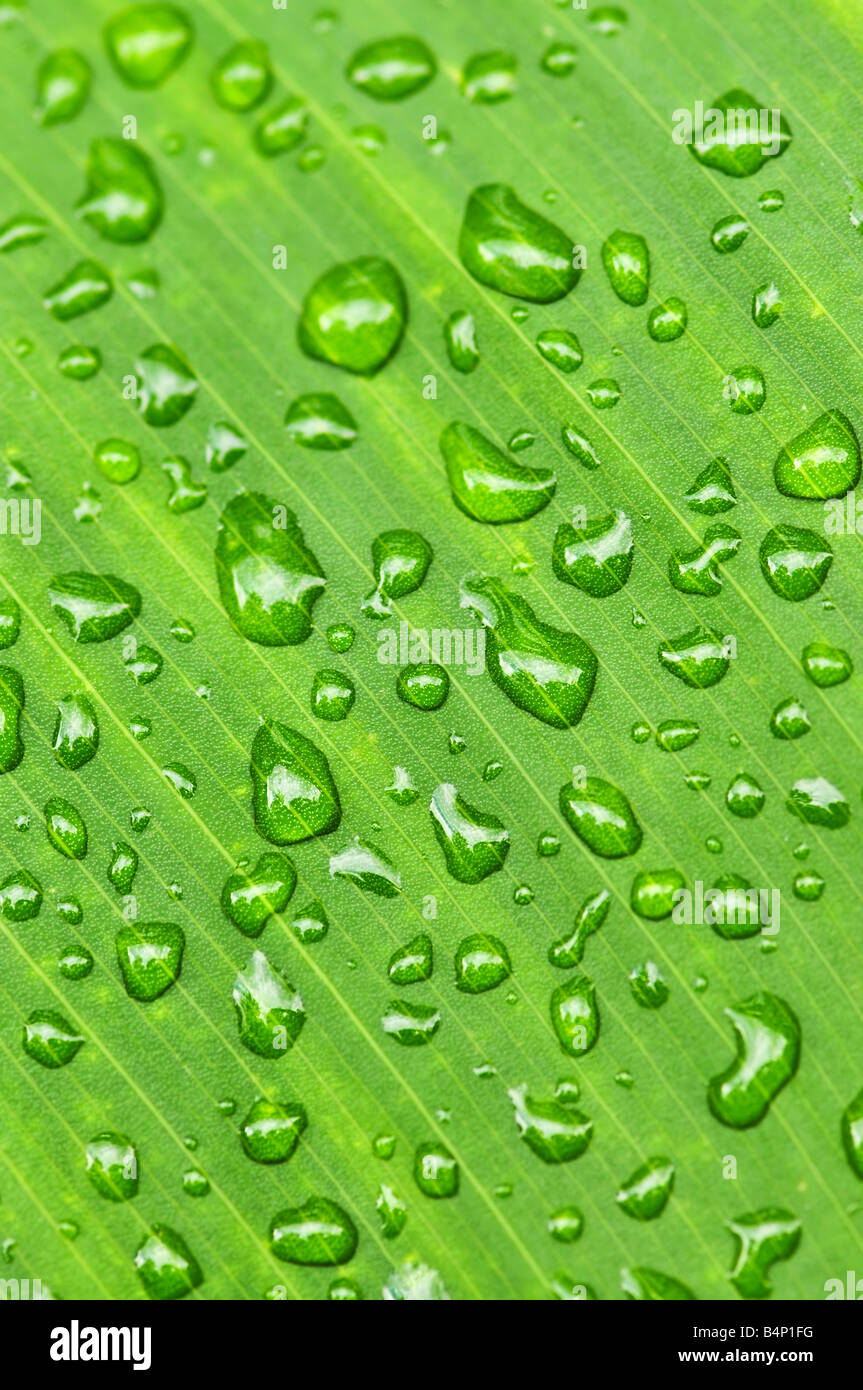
[270,1197,357,1265]
[668,523,741,596]
[454,933,511,992]
[0,666,24,772]
[617,1157,675,1220]
[429,783,509,883]
[381,998,441,1046]
[211,39,271,110]
[621,1266,695,1300]
[708,991,800,1127]
[284,392,357,451]
[841,1087,863,1179]
[629,960,668,1008]
[656,719,700,751]
[49,571,140,643]
[233,949,305,1057]
[441,421,555,523]
[684,456,736,514]
[107,840,137,894]
[727,1208,801,1298]
[444,310,479,373]
[77,138,163,242]
[759,524,832,601]
[553,509,633,596]
[508,1083,592,1163]
[458,184,580,302]
[162,456,206,512]
[134,1226,202,1300]
[774,410,861,500]
[414,1142,458,1196]
[52,692,98,769]
[222,852,296,937]
[44,258,111,320]
[536,328,583,372]
[752,281,782,329]
[689,88,791,177]
[116,921,183,999]
[460,573,597,726]
[548,889,610,967]
[36,47,91,125]
[86,1131,138,1200]
[559,775,642,857]
[550,974,599,1056]
[0,214,48,253]
[601,229,649,306]
[23,1009,84,1068]
[254,96,308,156]
[541,41,577,77]
[240,1097,307,1163]
[104,5,193,88]
[330,838,400,896]
[461,50,517,103]
[251,720,341,844]
[135,343,197,424]
[216,492,325,644]
[376,1183,407,1238]
[45,796,87,858]
[206,420,247,471]
[298,256,407,375]
[347,36,436,100]
[561,426,601,470]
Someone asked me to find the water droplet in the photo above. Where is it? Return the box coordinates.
[441,421,555,523]
[548,1206,583,1241]
[216,493,326,644]
[461,573,596,726]
[550,974,599,1056]
[561,426,601,470]
[373,1133,396,1160]
[94,437,140,485]
[770,696,811,740]
[351,123,386,155]
[134,1226,202,1300]
[1,868,42,921]
[211,40,271,110]
[251,720,341,844]
[458,184,579,302]
[708,992,800,1127]
[601,229,649,306]
[135,343,197,424]
[725,364,765,413]
[793,870,824,902]
[541,41,577,77]
[58,344,101,380]
[752,281,782,329]
[689,88,791,177]
[222,852,296,936]
[727,1209,801,1298]
[590,6,628,36]
[330,837,400,896]
[105,5,193,88]
[77,138,163,242]
[327,621,354,653]
[454,933,511,992]
[381,998,440,1046]
[23,1010,84,1068]
[621,1266,695,1300]
[630,868,684,920]
[444,309,479,374]
[461,50,517,103]
[774,410,860,500]
[548,888,610,967]
[291,899,329,943]
[58,943,93,980]
[668,523,741,597]
[386,765,417,804]
[206,420,247,472]
[298,256,407,375]
[414,1142,458,1197]
[710,214,749,253]
[508,1083,592,1163]
[429,782,509,882]
[759,524,832,601]
[786,775,849,829]
[107,840,138,895]
[311,669,355,721]
[44,796,87,859]
[240,1097,307,1163]
[759,188,785,212]
[616,1157,675,1220]
[0,213,47,253]
[52,692,98,769]
[44,259,112,321]
[254,97,307,156]
[560,775,642,857]
[841,1088,863,1178]
[684,456,736,515]
[362,529,432,617]
[553,509,633,596]
[725,773,765,819]
[388,933,432,985]
[586,377,621,409]
[629,960,668,1009]
[125,644,162,683]
[801,641,852,687]
[536,328,583,372]
[347,36,436,101]
[85,1131,138,1200]
[233,949,305,1057]
[375,1182,407,1238]
[163,456,207,512]
[659,627,730,687]
[647,298,687,342]
[284,392,357,451]
[116,921,184,1000]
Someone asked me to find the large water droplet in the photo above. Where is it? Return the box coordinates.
[211,40,272,110]
[759,524,832,601]
[774,410,861,500]
[222,852,296,937]
[48,572,141,643]
[251,720,341,844]
[550,975,599,1056]
[284,392,357,451]
[297,256,407,375]
[508,1083,592,1163]
[786,776,849,829]
[85,1131,138,1201]
[104,5,193,88]
[553,509,633,596]
[240,1097,307,1163]
[616,1157,675,1220]
[134,1226,202,1300]
[233,949,305,1057]
[441,421,556,523]
[688,88,791,177]
[135,343,197,424]
[77,138,163,242]
[362,529,432,616]
[726,1208,801,1298]
[559,775,642,857]
[23,1009,84,1068]
[381,998,441,1046]
[215,492,325,644]
[454,932,511,992]
[430,782,509,883]
[116,921,184,1000]
[659,627,730,687]
[708,992,800,1127]
[346,36,436,101]
[668,523,741,596]
[601,229,649,305]
[458,184,580,302]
